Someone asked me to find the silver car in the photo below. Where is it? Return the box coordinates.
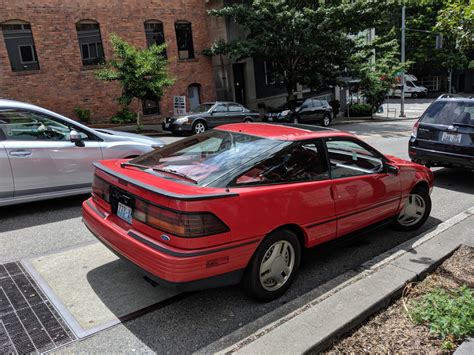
[0,99,164,206]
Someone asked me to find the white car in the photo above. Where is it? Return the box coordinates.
[0,99,165,206]
[389,80,428,98]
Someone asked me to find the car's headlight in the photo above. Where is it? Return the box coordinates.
[280,110,291,117]
[175,117,189,124]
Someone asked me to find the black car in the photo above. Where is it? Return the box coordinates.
[162,102,260,135]
[265,98,333,127]
[409,96,474,170]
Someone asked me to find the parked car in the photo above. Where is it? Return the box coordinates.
[265,98,333,127]
[162,101,260,135]
[389,80,428,98]
[409,95,474,170]
[83,123,433,301]
[0,99,165,207]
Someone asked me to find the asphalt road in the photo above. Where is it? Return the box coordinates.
[1,119,473,354]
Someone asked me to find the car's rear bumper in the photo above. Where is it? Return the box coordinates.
[409,145,474,170]
[82,198,258,291]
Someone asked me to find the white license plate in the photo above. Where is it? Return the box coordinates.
[117,202,133,224]
[441,132,462,144]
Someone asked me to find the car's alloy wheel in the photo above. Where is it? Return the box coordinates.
[322,115,331,127]
[242,229,301,301]
[259,240,295,291]
[292,116,299,124]
[393,186,431,231]
[244,118,252,123]
[193,122,206,134]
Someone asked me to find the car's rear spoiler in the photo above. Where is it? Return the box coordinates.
[93,162,239,201]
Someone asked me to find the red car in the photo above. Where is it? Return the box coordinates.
[82,123,434,301]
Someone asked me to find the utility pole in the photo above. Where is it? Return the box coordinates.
[400,5,406,117]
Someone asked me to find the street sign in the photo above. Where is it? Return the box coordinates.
[173,96,186,115]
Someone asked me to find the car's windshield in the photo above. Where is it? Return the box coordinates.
[129,130,289,186]
[421,101,474,126]
[190,104,214,113]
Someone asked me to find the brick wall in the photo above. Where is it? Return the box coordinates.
[0,0,216,123]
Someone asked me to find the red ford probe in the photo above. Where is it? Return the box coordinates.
[82,123,434,301]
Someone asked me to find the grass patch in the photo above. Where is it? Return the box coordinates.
[408,285,474,349]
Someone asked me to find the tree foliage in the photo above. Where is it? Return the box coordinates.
[207,0,390,100]
[95,34,174,125]
[435,0,474,51]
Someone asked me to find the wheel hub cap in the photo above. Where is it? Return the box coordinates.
[259,240,295,291]
[398,193,426,226]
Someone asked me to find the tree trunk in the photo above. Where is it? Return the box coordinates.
[136,99,143,128]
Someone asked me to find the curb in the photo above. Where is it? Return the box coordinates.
[197,207,474,354]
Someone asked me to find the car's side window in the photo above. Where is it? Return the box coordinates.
[213,104,228,113]
[325,138,384,178]
[233,140,329,186]
[228,104,243,112]
[0,109,92,142]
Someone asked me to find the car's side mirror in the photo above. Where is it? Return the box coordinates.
[70,130,85,147]
[385,163,399,175]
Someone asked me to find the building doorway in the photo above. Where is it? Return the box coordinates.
[233,63,246,105]
[188,84,201,110]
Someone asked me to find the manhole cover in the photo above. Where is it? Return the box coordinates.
[0,262,76,354]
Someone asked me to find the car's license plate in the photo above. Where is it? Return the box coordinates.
[117,202,133,224]
[441,132,462,144]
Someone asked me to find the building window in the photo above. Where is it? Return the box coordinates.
[263,61,275,85]
[143,96,160,116]
[175,21,194,60]
[144,20,166,57]
[188,84,201,110]
[1,21,40,72]
[76,21,105,66]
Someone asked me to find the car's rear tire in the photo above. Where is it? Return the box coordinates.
[242,229,301,302]
[412,92,418,99]
[192,121,207,134]
[321,114,331,127]
[244,117,253,123]
[392,186,431,231]
[291,116,299,124]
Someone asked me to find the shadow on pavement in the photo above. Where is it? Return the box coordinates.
[0,194,88,233]
[85,215,442,353]
[433,168,474,195]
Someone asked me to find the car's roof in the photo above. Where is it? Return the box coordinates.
[202,101,245,105]
[0,98,41,110]
[216,123,353,141]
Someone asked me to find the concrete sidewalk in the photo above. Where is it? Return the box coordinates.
[198,207,474,354]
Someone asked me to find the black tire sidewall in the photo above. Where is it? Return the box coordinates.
[242,229,301,302]
[392,186,431,231]
[322,114,331,127]
[292,116,299,124]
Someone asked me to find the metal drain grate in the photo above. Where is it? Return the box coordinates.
[0,262,76,354]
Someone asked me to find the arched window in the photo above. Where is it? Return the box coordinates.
[188,84,201,110]
[144,20,166,58]
[75,20,104,66]
[1,20,40,72]
[175,21,194,59]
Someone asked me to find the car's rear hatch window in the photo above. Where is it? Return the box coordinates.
[417,100,474,155]
[127,130,289,187]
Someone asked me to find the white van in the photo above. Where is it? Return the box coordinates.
[389,74,428,98]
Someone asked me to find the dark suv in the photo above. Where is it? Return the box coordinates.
[409,96,474,170]
[265,98,333,127]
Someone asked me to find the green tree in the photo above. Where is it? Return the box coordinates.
[95,34,174,126]
[206,0,390,101]
[435,0,474,51]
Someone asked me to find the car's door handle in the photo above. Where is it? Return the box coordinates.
[9,150,32,157]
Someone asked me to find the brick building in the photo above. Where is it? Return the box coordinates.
[0,0,215,123]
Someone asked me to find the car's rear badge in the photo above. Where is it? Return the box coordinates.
[160,234,171,241]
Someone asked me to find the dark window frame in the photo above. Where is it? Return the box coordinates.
[175,21,195,60]
[76,21,105,66]
[18,44,37,64]
[1,21,40,72]
[144,20,166,58]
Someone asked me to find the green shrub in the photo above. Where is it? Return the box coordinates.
[409,285,474,348]
[111,107,136,124]
[73,106,91,124]
[344,103,373,117]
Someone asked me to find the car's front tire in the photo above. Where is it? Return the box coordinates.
[192,121,207,134]
[291,116,299,124]
[392,186,431,231]
[321,114,332,127]
[242,229,301,302]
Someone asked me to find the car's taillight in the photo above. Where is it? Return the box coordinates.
[92,175,110,202]
[133,199,229,237]
[412,121,420,138]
